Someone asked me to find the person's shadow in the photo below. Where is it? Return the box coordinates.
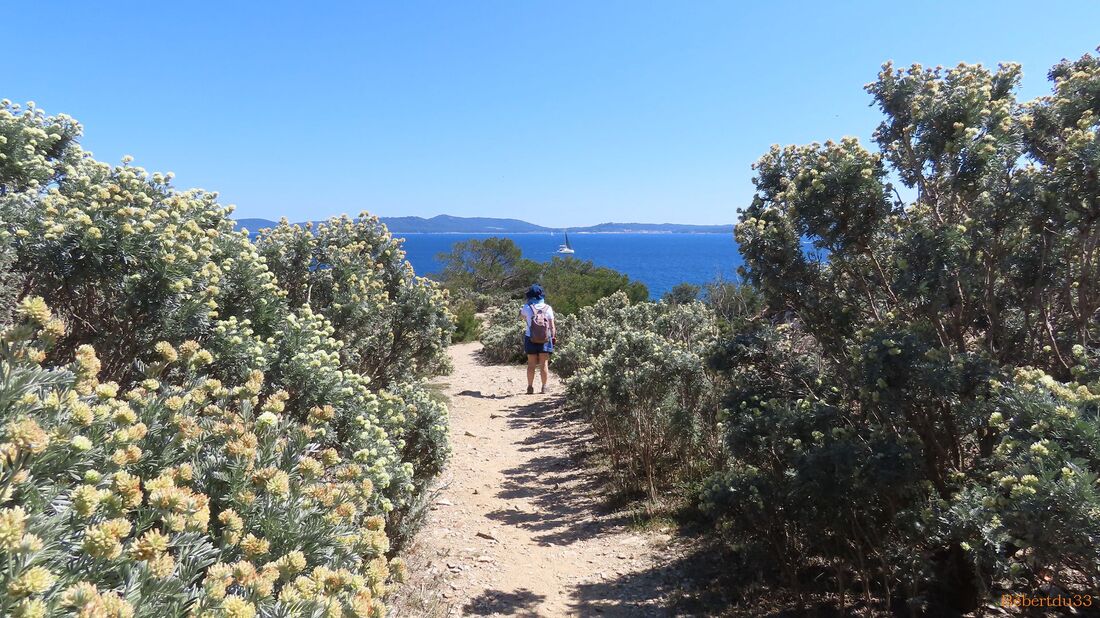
[457,389,511,400]
[462,588,546,616]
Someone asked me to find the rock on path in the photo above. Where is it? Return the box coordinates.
[390,342,685,617]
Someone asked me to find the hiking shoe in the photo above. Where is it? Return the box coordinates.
[526,385,534,395]
[540,385,548,394]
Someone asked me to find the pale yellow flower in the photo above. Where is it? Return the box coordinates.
[7,566,54,598]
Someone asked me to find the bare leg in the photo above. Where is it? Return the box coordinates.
[526,354,537,388]
[538,353,550,388]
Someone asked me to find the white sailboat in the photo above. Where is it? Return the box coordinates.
[556,230,575,254]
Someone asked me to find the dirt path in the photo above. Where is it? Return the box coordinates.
[393,342,687,617]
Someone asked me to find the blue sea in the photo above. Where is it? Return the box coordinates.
[397,233,743,298]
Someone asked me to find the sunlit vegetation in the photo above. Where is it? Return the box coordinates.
[543,51,1100,613]
[2,43,1097,616]
[0,100,453,616]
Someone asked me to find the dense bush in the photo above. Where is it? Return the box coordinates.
[706,52,1100,610]
[0,101,453,615]
[700,278,763,331]
[0,237,16,328]
[255,218,454,388]
[557,293,723,500]
[450,300,481,343]
[477,301,527,365]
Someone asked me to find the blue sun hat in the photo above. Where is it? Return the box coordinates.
[525,284,544,303]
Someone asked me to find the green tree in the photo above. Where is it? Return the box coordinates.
[435,237,536,297]
[663,282,700,305]
[537,257,648,315]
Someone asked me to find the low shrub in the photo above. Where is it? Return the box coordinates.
[450,300,481,343]
[478,302,526,365]
[557,293,723,500]
[0,303,403,616]
[0,238,17,328]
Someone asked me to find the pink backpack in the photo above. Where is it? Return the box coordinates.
[529,305,552,343]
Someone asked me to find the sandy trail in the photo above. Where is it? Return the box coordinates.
[394,342,684,617]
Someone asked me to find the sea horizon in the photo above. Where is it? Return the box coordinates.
[393,230,733,235]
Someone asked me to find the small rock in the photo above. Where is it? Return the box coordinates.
[476,555,494,563]
[464,430,479,438]
[436,498,453,506]
[476,531,498,541]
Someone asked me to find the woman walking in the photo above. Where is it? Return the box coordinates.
[519,284,555,394]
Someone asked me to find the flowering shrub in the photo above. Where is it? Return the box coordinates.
[0,302,409,616]
[952,370,1100,586]
[256,217,453,388]
[0,102,453,614]
[554,291,717,380]
[556,293,723,499]
[1,101,281,382]
[707,51,1100,611]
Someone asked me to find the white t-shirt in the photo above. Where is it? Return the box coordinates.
[520,301,555,337]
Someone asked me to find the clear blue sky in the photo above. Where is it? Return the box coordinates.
[4,2,1098,226]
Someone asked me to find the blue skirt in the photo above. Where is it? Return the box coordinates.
[523,335,553,355]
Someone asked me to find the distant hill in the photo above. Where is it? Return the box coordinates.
[381,215,549,233]
[234,218,279,232]
[232,214,732,234]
